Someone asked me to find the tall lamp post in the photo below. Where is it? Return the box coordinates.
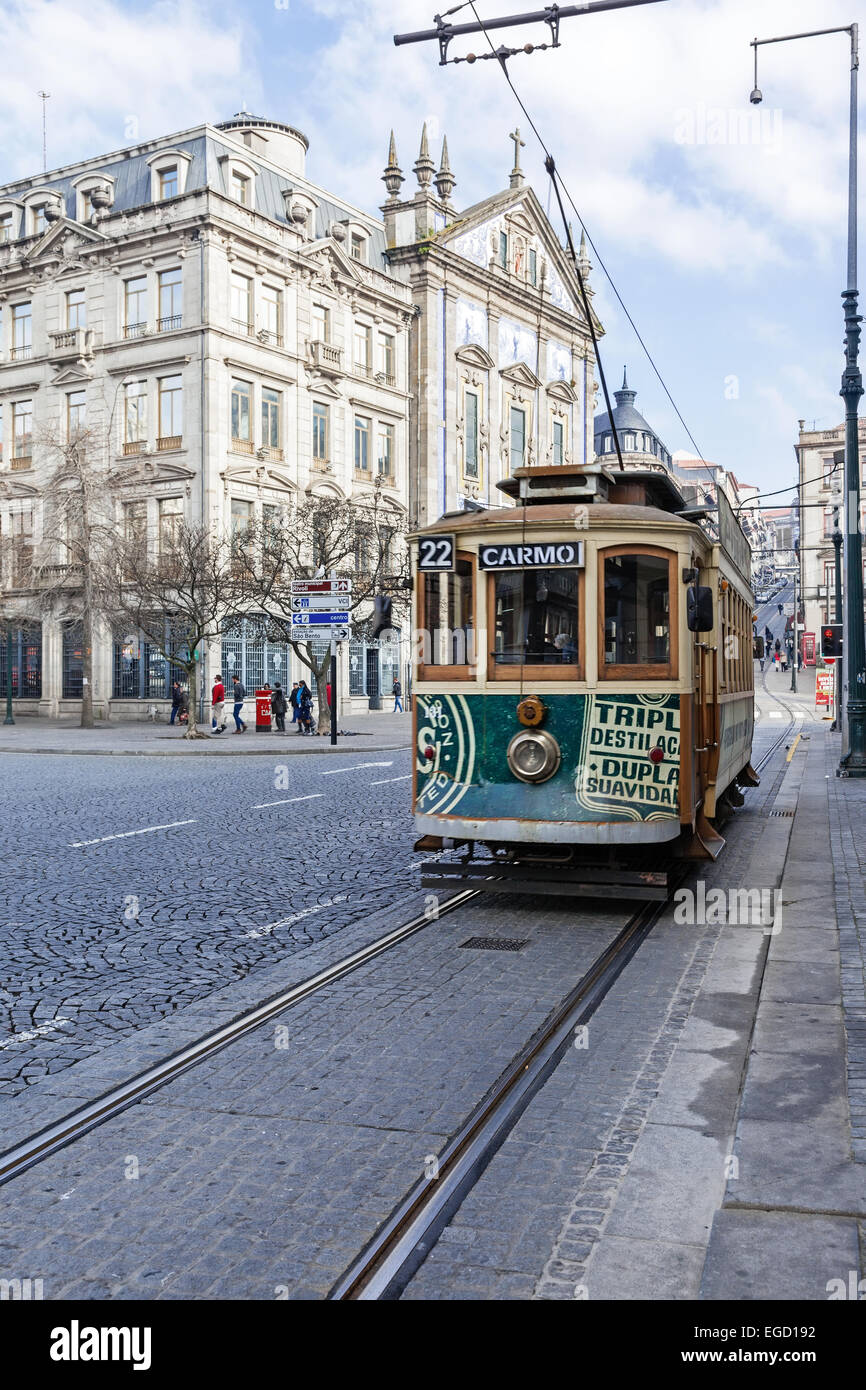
[3,628,14,725]
[751,23,865,774]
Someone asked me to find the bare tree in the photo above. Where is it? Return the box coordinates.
[103,520,247,739]
[233,483,411,735]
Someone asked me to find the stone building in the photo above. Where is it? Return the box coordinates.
[382,125,599,526]
[796,416,866,641]
[0,111,415,716]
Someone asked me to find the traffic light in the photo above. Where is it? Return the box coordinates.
[370,594,393,640]
[821,624,843,659]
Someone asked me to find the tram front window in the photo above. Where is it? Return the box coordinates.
[603,553,670,666]
[493,568,579,665]
[422,559,474,667]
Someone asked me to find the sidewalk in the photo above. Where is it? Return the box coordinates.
[0,709,412,755]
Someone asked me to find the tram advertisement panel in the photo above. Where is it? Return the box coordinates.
[415,692,680,824]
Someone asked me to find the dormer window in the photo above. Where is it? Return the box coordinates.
[31,205,46,235]
[146,151,191,204]
[159,167,178,200]
[350,232,366,262]
[232,171,250,206]
[0,213,12,243]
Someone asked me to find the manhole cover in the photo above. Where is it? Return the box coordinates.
[459,936,529,952]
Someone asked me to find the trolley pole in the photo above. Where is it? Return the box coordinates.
[790,568,798,694]
[330,638,337,746]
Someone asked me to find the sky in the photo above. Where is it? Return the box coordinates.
[2,0,862,505]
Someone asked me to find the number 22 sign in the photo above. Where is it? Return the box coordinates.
[417,535,456,572]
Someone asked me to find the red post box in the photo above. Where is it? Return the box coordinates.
[255,689,272,732]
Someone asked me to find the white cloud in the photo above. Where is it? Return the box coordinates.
[0,0,250,177]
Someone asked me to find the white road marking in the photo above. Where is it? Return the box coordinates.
[370,775,411,785]
[320,761,394,775]
[769,712,783,718]
[69,819,197,848]
[0,1017,73,1050]
[252,794,325,809]
[244,894,349,940]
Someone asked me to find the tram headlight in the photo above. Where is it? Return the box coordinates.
[506,729,561,784]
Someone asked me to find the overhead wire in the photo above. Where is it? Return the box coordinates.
[465,1,723,500]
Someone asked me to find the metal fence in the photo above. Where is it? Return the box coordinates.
[0,625,42,698]
[112,621,190,699]
[347,635,403,700]
[62,622,83,698]
[221,616,290,692]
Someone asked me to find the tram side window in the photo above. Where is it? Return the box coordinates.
[493,568,579,666]
[603,553,670,668]
[422,559,474,668]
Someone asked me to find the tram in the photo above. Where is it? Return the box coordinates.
[410,463,757,898]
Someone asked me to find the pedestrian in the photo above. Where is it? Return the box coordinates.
[392,677,403,713]
[798,648,803,672]
[170,679,182,725]
[211,675,226,734]
[271,681,288,733]
[289,681,301,728]
[298,680,314,735]
[232,675,247,733]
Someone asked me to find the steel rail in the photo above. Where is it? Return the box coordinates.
[328,893,668,1300]
[0,683,791,1196]
[328,689,794,1300]
[0,889,478,1188]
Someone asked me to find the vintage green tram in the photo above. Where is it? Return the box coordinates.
[411,463,757,897]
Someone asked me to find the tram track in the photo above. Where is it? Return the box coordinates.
[0,690,796,1301]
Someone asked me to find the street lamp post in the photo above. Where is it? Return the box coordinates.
[751,23,865,774]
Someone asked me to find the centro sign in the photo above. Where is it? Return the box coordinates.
[478,541,584,570]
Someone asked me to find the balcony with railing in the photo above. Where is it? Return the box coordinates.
[232,318,254,338]
[308,339,343,374]
[157,315,183,333]
[123,440,145,457]
[124,322,148,340]
[258,445,284,462]
[312,455,333,472]
[35,563,82,589]
[49,327,92,360]
[157,435,182,452]
[231,437,255,455]
[10,344,33,361]
[257,328,284,348]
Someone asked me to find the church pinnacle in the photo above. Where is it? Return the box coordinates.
[414,123,435,189]
[382,129,404,201]
[434,135,455,203]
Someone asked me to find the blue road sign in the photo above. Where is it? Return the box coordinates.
[289,611,351,625]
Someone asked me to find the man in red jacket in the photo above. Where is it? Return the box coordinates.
[211,676,226,733]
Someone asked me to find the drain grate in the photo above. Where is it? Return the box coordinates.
[460,936,529,952]
[769,809,795,817]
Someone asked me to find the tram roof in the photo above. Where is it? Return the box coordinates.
[412,502,710,538]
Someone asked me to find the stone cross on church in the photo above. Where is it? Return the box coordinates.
[509,127,526,189]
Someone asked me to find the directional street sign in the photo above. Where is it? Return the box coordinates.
[290,625,349,642]
[289,611,350,625]
[290,579,352,595]
[292,594,352,610]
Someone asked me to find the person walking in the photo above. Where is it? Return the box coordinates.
[271,681,288,733]
[392,677,403,713]
[298,680,314,735]
[232,676,247,733]
[211,676,226,734]
[289,682,301,728]
[170,680,183,725]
